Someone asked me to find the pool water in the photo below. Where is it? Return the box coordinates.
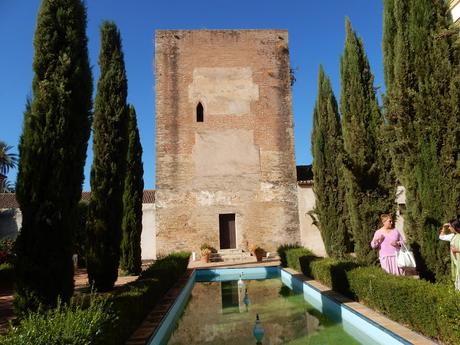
[166,278,362,345]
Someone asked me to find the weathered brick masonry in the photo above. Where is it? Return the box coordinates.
[155,30,300,255]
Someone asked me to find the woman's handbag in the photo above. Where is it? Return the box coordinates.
[397,243,416,268]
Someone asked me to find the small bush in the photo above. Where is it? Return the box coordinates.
[0,296,113,345]
[283,246,460,344]
[277,243,303,267]
[1,252,191,345]
[0,238,15,265]
[284,247,318,275]
[0,263,14,288]
[101,251,191,345]
[309,258,362,296]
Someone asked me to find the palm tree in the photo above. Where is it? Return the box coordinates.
[0,141,18,175]
[0,141,18,193]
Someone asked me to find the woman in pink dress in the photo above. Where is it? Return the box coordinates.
[371,213,405,275]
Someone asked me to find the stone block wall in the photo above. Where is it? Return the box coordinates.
[155,30,300,255]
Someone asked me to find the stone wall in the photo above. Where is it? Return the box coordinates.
[0,208,21,241]
[296,185,326,257]
[141,203,156,260]
[155,30,300,256]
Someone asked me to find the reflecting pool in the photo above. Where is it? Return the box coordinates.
[166,277,362,345]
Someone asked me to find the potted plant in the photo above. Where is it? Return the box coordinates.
[248,243,257,256]
[200,243,213,263]
[254,247,266,262]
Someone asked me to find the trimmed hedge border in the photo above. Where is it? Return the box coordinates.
[101,251,191,345]
[0,252,191,345]
[0,263,14,288]
[281,247,460,345]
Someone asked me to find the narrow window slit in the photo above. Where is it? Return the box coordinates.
[196,102,204,122]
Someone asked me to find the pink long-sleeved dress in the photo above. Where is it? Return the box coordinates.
[371,228,404,275]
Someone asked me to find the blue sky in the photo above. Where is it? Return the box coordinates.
[0,0,384,191]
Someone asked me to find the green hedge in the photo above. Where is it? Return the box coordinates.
[0,252,191,345]
[281,246,460,345]
[102,251,191,345]
[0,263,14,288]
[0,296,112,345]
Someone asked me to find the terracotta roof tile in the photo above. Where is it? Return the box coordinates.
[142,190,155,204]
[0,190,156,209]
[0,193,19,209]
[296,165,313,185]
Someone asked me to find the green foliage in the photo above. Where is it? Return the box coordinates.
[0,238,15,264]
[0,141,18,192]
[87,21,129,291]
[74,201,89,267]
[14,0,92,313]
[139,251,190,282]
[0,253,191,345]
[283,247,460,344]
[383,0,460,281]
[120,105,144,275]
[101,252,190,345]
[348,267,460,344]
[284,247,314,273]
[284,247,361,296]
[340,18,396,264]
[311,66,350,258]
[0,263,14,288]
[0,297,113,345]
[277,243,303,267]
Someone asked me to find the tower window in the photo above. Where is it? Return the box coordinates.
[196,102,204,122]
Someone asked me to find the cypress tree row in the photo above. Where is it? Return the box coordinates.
[340,18,396,264]
[14,0,92,313]
[311,66,349,258]
[383,0,460,280]
[87,21,129,291]
[120,105,144,275]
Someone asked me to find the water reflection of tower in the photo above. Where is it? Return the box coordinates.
[243,288,251,311]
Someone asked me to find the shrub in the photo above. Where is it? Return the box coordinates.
[277,243,303,267]
[102,252,191,345]
[0,238,15,264]
[284,247,317,275]
[283,246,460,344]
[0,296,113,345]
[0,252,191,345]
[309,258,362,297]
[0,263,14,288]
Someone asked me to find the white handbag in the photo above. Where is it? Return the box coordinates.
[397,243,416,268]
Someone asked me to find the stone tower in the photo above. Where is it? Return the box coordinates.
[155,30,300,256]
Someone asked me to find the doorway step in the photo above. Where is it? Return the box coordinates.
[210,249,253,263]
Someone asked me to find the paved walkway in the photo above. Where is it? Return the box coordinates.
[0,287,14,333]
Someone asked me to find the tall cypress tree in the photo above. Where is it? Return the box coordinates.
[383,0,460,280]
[87,21,128,291]
[340,18,396,264]
[120,105,144,275]
[311,66,349,258]
[14,0,92,313]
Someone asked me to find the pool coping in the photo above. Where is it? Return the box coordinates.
[125,268,195,345]
[126,265,438,345]
[282,267,437,345]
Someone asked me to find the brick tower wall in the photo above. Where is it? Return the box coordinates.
[155,30,300,256]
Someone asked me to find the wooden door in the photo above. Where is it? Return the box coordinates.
[219,214,236,249]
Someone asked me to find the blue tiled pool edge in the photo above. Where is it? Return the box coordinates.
[147,269,196,345]
[279,268,412,345]
[147,266,427,345]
